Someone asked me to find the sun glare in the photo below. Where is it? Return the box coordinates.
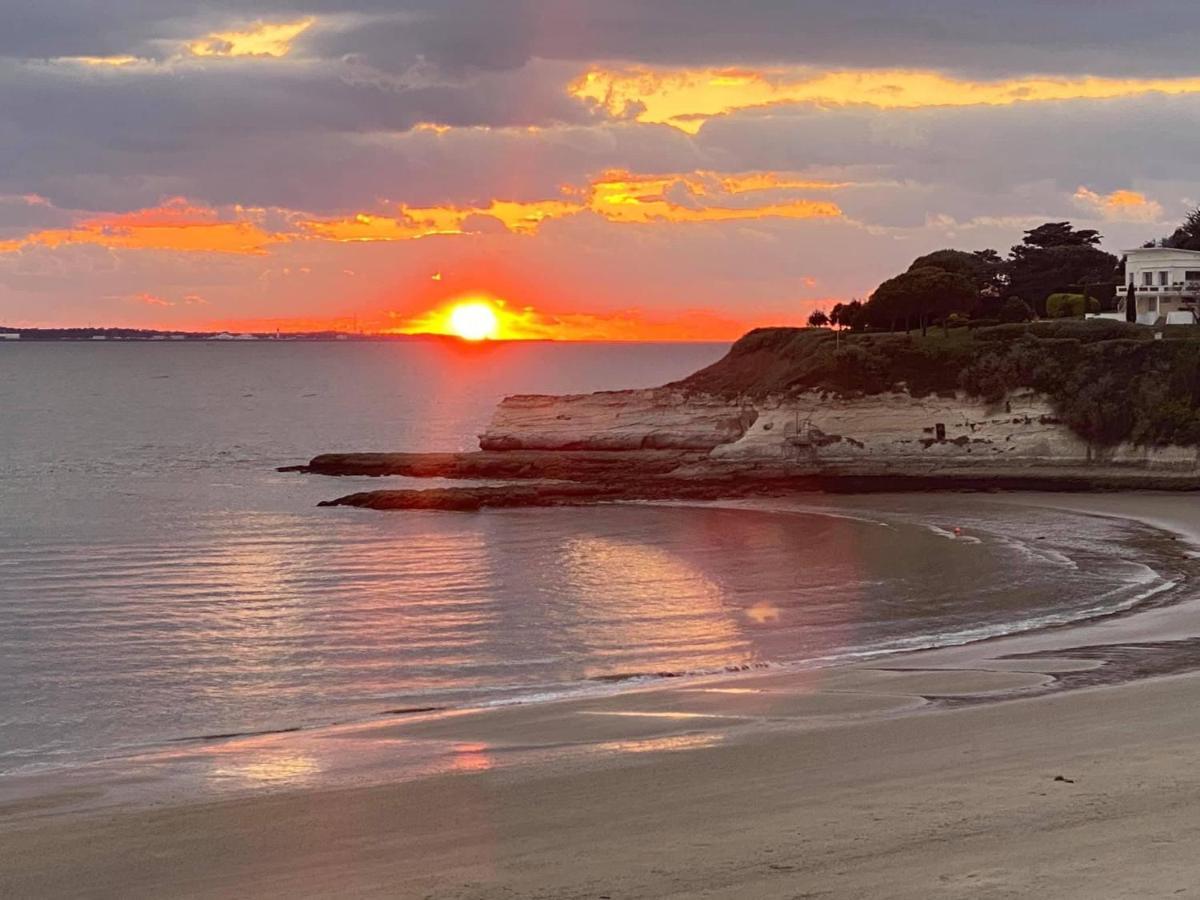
[448,301,500,341]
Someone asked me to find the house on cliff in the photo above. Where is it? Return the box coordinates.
[1119,246,1200,325]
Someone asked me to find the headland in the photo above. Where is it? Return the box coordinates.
[289,322,1200,509]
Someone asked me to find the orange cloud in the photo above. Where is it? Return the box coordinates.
[1073,186,1165,223]
[588,170,841,224]
[572,66,1200,132]
[63,55,142,67]
[0,171,842,257]
[302,198,581,242]
[188,18,314,58]
[300,170,842,243]
[0,198,282,254]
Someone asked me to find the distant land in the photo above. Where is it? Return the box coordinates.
[0,327,546,343]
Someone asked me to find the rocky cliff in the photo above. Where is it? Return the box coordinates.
[479,388,1199,471]
[298,325,1200,510]
[478,390,757,451]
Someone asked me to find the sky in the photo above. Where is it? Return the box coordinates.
[3,1,1200,338]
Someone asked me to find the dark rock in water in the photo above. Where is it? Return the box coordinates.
[283,449,701,480]
[313,463,1200,511]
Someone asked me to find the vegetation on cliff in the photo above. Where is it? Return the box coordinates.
[819,222,1121,331]
[674,322,1200,448]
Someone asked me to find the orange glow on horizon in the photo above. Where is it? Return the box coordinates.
[104,297,828,342]
[447,301,501,340]
[381,294,826,342]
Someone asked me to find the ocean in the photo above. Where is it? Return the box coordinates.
[0,341,1186,778]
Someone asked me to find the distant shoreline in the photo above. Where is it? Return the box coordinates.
[0,329,727,344]
[0,328,526,343]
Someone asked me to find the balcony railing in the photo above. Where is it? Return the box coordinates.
[1129,282,1200,294]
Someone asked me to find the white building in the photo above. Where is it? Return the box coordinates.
[1120,246,1200,325]
[0,332,19,340]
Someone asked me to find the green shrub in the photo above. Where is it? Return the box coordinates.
[999,297,1034,323]
[1046,293,1103,318]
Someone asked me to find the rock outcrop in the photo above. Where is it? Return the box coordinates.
[291,326,1200,510]
[285,449,703,479]
[710,390,1200,470]
[476,387,1199,471]
[478,390,757,451]
[297,386,1200,510]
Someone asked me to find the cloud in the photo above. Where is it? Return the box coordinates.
[0,169,843,263]
[301,1,1200,79]
[187,18,315,58]
[573,66,1200,133]
[1073,187,1166,223]
[296,170,843,243]
[131,292,174,306]
[0,198,283,254]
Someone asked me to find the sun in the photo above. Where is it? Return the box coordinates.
[448,300,500,341]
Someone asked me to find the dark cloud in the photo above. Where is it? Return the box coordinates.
[5,1,1200,77]
[697,93,1200,199]
[0,57,601,211]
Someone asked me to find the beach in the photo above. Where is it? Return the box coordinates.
[4,492,1200,898]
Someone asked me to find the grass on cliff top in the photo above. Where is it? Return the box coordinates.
[673,321,1200,448]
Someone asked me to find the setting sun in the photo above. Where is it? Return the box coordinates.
[448,300,500,341]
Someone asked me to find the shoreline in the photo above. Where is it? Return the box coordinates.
[6,492,1200,897]
[1,493,1189,786]
[291,451,1200,510]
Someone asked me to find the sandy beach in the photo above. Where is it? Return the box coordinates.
[5,493,1200,899]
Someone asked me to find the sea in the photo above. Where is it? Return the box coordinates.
[0,340,1189,780]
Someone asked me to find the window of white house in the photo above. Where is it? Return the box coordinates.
[1160,271,1170,286]
[1186,271,1200,281]
[1144,271,1154,286]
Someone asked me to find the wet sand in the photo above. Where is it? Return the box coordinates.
[5,493,1200,899]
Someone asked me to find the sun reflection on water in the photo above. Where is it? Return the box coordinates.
[559,535,750,676]
[210,750,321,785]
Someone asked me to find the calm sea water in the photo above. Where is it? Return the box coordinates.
[0,341,1183,776]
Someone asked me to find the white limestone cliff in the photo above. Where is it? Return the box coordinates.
[480,389,1200,471]
[479,390,757,451]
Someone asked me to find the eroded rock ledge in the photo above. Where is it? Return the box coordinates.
[286,326,1200,510]
[289,385,1200,510]
[478,390,756,451]
[283,449,703,480]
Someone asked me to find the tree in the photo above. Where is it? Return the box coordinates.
[1020,222,1102,249]
[868,266,977,336]
[1157,206,1200,251]
[1007,222,1118,316]
[807,309,830,328]
[908,248,1005,298]
[999,296,1034,323]
[830,300,867,331]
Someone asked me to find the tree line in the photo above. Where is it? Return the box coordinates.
[809,220,1129,335]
